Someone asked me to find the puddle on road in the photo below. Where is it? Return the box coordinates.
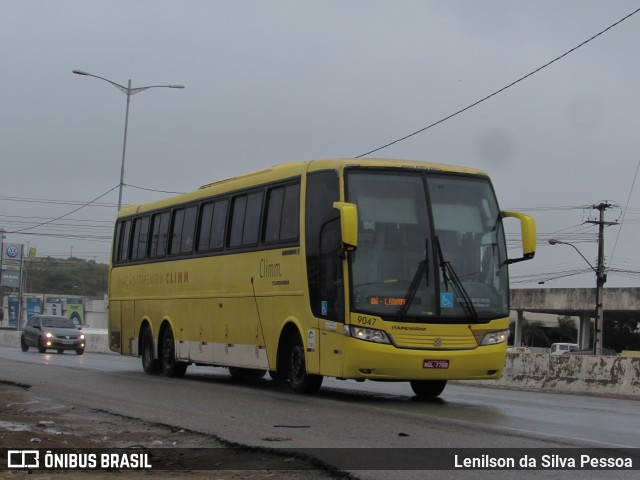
[0,420,33,432]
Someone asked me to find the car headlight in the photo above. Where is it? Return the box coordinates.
[80,334,85,340]
[480,329,510,346]
[45,332,54,339]
[344,325,391,344]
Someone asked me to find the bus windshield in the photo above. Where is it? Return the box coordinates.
[347,170,509,322]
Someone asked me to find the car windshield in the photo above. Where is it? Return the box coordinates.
[347,170,509,322]
[42,318,76,328]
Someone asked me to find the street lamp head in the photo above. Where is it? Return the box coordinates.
[73,71,184,210]
[548,239,562,245]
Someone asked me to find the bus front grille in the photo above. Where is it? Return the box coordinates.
[391,333,477,350]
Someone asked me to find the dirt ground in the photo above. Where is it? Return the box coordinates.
[0,381,352,480]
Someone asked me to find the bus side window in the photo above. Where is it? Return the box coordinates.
[211,199,228,249]
[197,200,228,252]
[228,192,263,247]
[131,216,149,261]
[149,211,170,258]
[170,206,198,255]
[170,209,186,255]
[118,220,132,263]
[198,202,215,251]
[264,187,285,242]
[281,183,300,241]
[229,196,248,247]
[243,192,263,245]
[113,222,123,264]
[264,182,300,243]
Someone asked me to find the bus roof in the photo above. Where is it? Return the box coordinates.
[117,158,488,218]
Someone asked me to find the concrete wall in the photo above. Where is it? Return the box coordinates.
[1,329,113,354]
[83,299,108,329]
[459,352,640,398]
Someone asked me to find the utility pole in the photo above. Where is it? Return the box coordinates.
[586,203,617,355]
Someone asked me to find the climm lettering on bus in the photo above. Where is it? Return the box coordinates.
[166,271,189,284]
[123,271,189,288]
[259,258,282,278]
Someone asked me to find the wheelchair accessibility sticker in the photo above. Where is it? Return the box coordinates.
[440,292,454,309]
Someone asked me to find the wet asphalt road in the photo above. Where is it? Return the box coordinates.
[1,347,638,480]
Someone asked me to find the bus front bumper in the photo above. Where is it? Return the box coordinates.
[342,337,506,381]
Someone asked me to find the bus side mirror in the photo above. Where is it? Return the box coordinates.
[333,202,358,252]
[502,211,536,264]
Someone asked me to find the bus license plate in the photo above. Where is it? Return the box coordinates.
[423,359,449,369]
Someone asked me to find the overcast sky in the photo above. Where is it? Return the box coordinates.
[1,0,639,289]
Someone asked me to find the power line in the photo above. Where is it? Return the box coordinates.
[609,155,640,266]
[126,183,186,195]
[0,214,113,224]
[8,185,119,234]
[356,7,640,158]
[0,195,115,208]
[13,231,111,242]
[506,205,591,212]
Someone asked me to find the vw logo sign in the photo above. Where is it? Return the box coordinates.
[6,245,19,258]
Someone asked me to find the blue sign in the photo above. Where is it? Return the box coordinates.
[8,297,19,328]
[26,298,42,320]
[321,301,328,316]
[440,292,454,309]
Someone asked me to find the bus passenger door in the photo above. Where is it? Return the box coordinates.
[317,216,345,377]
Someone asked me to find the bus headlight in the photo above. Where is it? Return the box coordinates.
[480,329,510,346]
[345,325,391,344]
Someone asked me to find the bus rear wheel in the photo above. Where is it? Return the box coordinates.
[410,380,447,399]
[287,332,322,393]
[141,328,161,375]
[160,326,188,378]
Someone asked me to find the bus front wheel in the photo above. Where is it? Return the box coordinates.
[287,332,322,393]
[410,380,447,399]
[160,326,188,378]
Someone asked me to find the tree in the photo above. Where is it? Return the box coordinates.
[0,257,108,298]
[547,316,578,344]
[510,317,550,347]
[603,315,640,352]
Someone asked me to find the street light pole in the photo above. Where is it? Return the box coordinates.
[119,78,132,211]
[72,70,184,211]
[548,238,606,355]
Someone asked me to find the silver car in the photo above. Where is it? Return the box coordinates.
[20,315,85,355]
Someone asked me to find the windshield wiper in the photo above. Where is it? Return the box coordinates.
[397,238,429,319]
[436,236,479,322]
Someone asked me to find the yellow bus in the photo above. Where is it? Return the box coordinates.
[108,158,535,398]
